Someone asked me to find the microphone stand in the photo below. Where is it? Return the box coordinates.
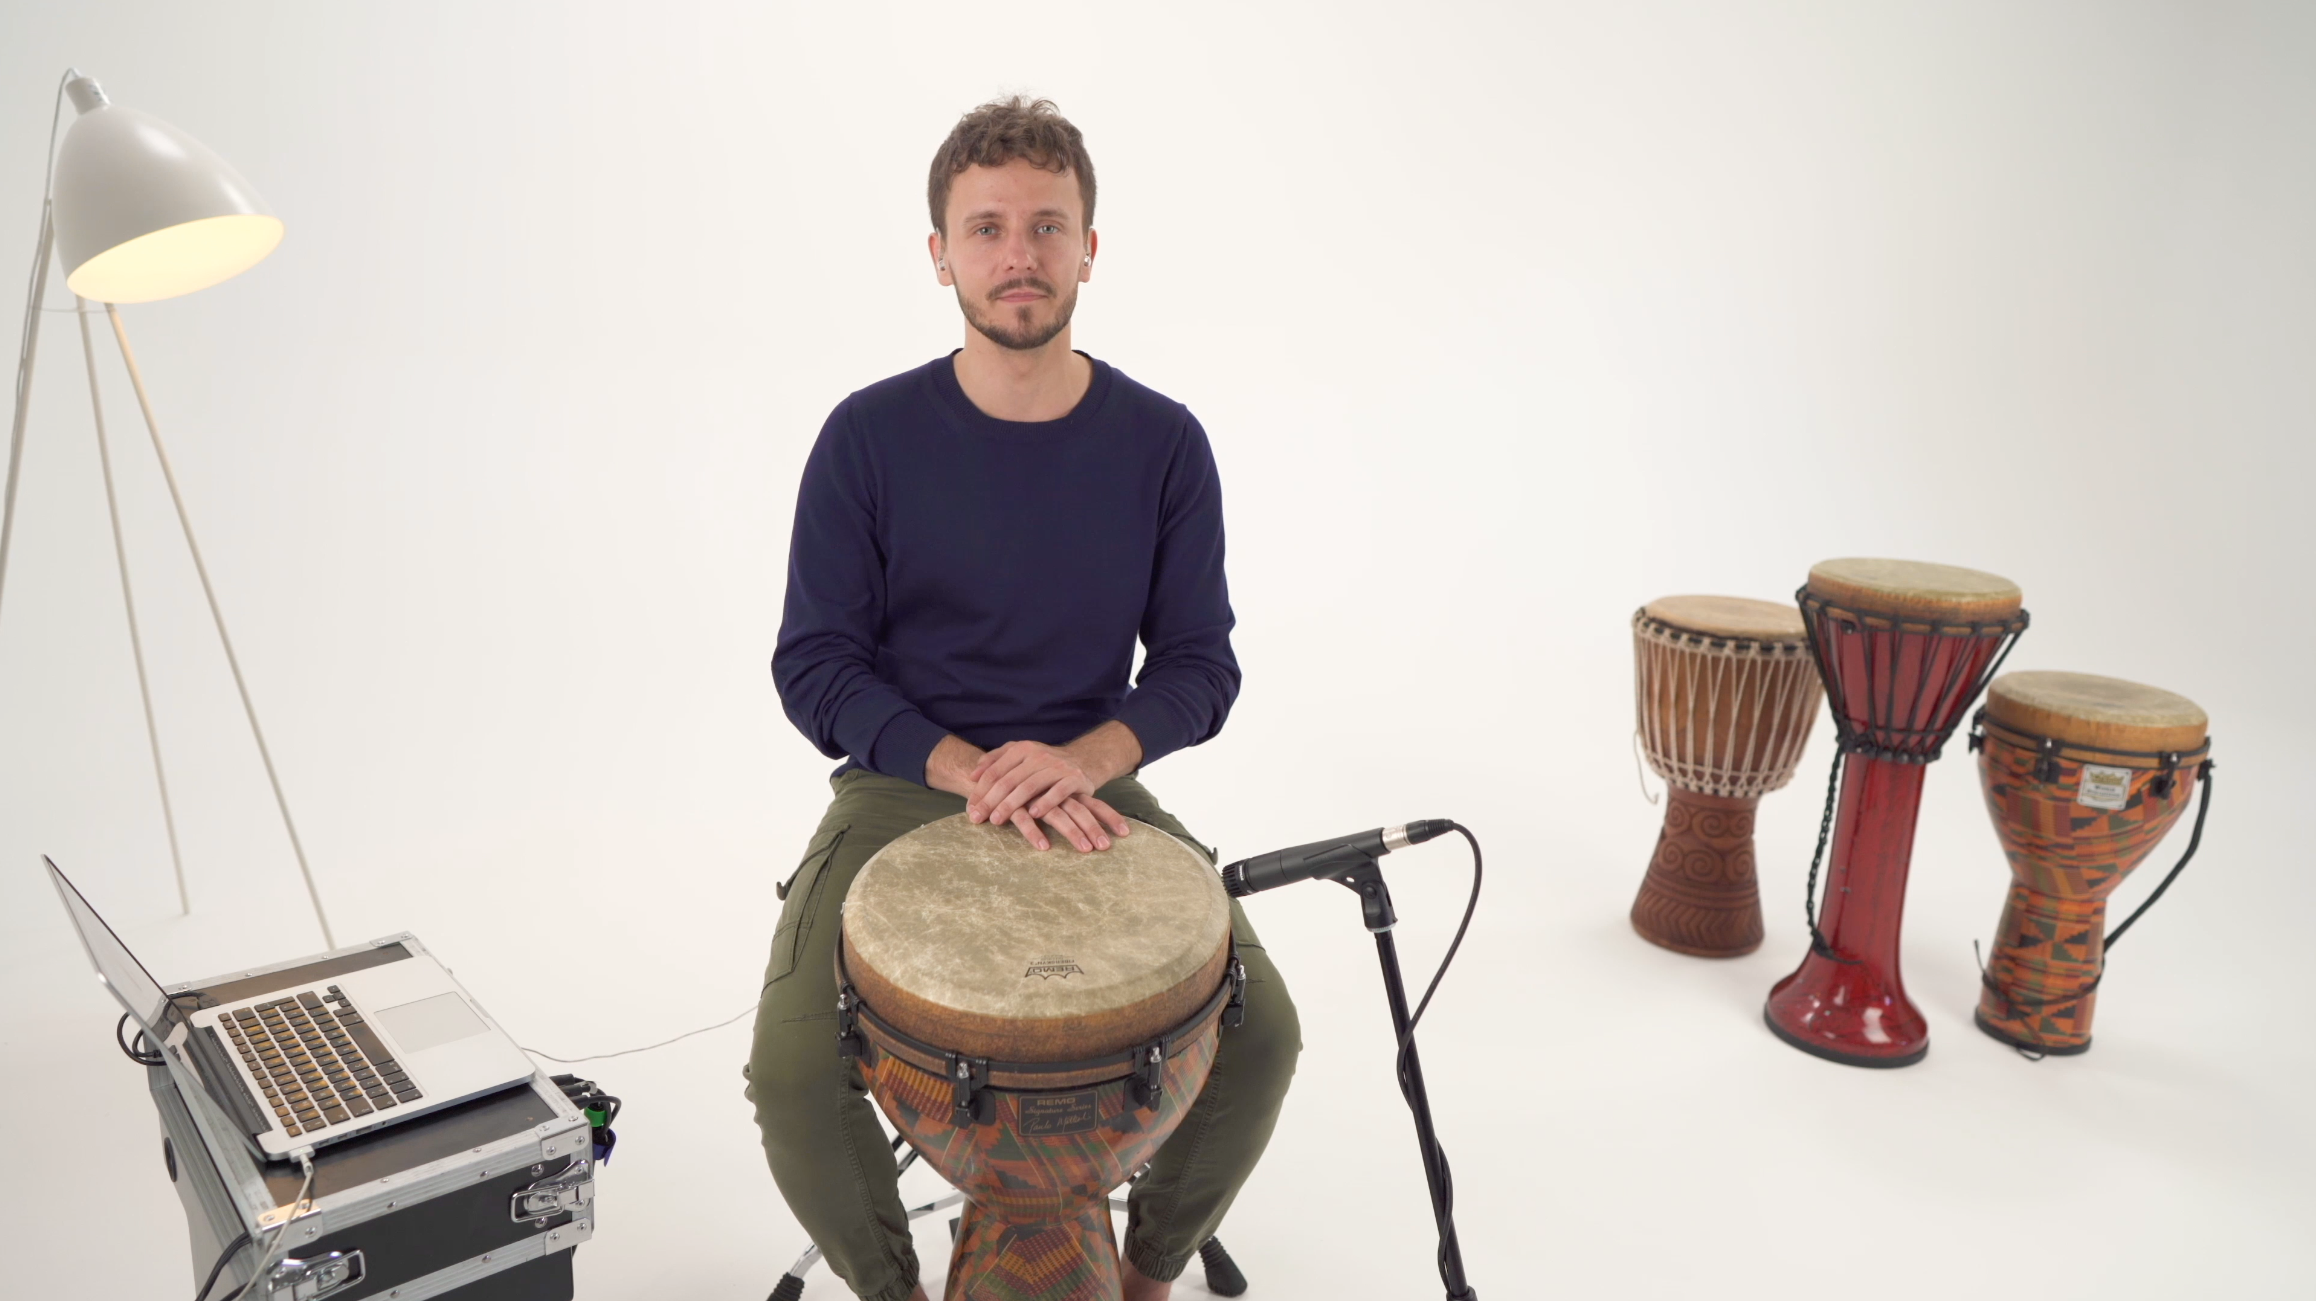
[1332,854,1478,1301]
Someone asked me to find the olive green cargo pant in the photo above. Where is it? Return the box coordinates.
[745,771,1301,1301]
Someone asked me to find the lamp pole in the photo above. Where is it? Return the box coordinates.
[0,188,54,624]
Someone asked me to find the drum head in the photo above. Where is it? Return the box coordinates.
[842,814,1231,1061]
[1642,595,1807,643]
[1805,557,2022,624]
[1986,670,2208,755]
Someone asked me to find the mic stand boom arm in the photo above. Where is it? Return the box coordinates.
[1323,852,1478,1301]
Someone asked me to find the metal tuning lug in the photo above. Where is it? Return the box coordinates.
[835,988,865,1060]
[1130,1043,1165,1110]
[269,1249,364,1301]
[510,1160,594,1223]
[946,1053,993,1125]
[1222,957,1247,1030]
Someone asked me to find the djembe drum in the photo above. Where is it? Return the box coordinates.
[836,815,1243,1301]
[1765,558,2028,1067]
[1630,596,1822,956]
[1971,671,2214,1055]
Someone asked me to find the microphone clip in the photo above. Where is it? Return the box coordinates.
[1325,853,1398,933]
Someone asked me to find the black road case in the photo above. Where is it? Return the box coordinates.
[148,937,598,1300]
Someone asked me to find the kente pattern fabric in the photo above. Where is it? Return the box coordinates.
[1975,734,2199,1050]
[862,1027,1219,1301]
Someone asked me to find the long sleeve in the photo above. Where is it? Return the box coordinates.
[771,408,949,784]
[1112,413,1241,765]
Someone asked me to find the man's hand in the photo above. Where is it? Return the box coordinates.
[928,730,1131,853]
[968,722,1143,853]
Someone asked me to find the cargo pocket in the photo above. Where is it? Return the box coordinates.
[764,823,848,986]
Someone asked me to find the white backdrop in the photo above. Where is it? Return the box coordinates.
[3,3,2310,1297]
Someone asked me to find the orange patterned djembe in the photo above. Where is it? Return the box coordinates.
[1630,596,1822,956]
[1971,671,2214,1055]
[835,815,1242,1301]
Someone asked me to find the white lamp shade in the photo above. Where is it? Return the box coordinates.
[52,102,282,304]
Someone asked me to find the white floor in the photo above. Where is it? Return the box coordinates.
[6,727,2309,1300]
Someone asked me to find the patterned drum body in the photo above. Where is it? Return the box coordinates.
[1629,597,1820,957]
[1973,672,2209,1054]
[1765,559,2026,1067]
[838,815,1234,1301]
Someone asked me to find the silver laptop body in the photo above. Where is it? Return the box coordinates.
[48,857,536,1159]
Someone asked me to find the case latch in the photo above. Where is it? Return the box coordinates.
[510,1160,594,1223]
[268,1249,364,1300]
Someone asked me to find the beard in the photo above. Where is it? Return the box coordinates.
[959,276,1079,351]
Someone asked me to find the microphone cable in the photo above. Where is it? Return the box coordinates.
[1399,821,1483,1056]
[1398,821,1482,1301]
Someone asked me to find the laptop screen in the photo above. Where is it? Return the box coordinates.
[47,858,174,1036]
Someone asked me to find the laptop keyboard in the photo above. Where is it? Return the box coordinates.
[221,985,424,1138]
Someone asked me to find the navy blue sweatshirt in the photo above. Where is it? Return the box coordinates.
[772,354,1240,783]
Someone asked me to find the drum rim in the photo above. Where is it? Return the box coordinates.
[1636,596,1810,645]
[1632,607,1814,656]
[841,814,1232,1036]
[1987,669,2209,734]
[1798,590,2030,639]
[839,939,1240,1094]
[1975,712,2213,772]
[1805,556,2024,621]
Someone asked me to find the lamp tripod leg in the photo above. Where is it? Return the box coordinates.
[78,296,190,913]
[0,201,53,622]
[105,304,336,950]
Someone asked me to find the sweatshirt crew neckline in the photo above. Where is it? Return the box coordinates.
[927,349,1116,441]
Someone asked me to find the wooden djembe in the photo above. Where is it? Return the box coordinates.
[1630,596,1822,957]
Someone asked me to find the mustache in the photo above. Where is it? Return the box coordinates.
[987,277,1057,302]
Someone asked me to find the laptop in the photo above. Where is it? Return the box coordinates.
[49,856,537,1160]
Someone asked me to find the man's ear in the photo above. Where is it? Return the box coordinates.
[929,230,952,286]
[1079,228,1098,282]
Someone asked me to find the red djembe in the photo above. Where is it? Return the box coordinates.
[1765,559,2027,1068]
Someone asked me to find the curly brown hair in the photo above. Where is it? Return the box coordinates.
[927,96,1096,235]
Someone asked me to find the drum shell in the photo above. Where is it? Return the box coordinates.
[1976,728,2204,902]
[1631,612,1819,798]
[1973,723,2207,1051]
[1768,562,2027,1067]
[861,1021,1219,1220]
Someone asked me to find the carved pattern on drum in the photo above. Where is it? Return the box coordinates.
[1974,732,2201,1053]
[861,1028,1219,1301]
[1630,787,1764,957]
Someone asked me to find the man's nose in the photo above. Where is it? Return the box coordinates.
[1002,231,1037,272]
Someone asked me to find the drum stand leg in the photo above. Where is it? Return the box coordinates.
[1339,860,1479,1301]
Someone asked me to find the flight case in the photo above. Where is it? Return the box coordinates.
[148,938,599,1300]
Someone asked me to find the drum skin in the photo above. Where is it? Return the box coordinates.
[1765,558,2025,1067]
[1629,596,1821,957]
[1974,672,2209,1054]
[839,815,1232,1301]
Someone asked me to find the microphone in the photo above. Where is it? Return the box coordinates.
[1220,820,1456,897]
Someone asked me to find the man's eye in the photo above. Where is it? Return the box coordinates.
[975,225,997,237]
[1037,224,1061,235]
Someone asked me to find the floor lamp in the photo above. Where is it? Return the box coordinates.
[3,69,335,947]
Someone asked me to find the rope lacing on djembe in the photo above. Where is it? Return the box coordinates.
[1792,589,2029,962]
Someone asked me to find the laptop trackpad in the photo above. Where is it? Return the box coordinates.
[374,992,488,1054]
